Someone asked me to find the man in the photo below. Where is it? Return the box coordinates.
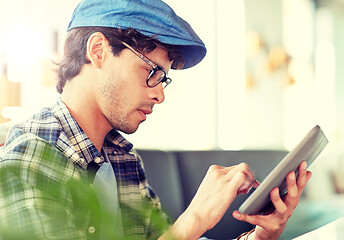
[0,0,312,239]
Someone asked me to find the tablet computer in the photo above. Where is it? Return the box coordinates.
[238,125,329,215]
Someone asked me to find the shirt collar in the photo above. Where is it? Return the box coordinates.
[52,98,103,167]
[104,129,133,153]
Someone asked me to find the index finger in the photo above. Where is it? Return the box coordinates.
[226,163,256,182]
[297,161,312,191]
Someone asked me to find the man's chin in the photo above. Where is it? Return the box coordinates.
[118,123,141,135]
[109,118,144,135]
[121,129,138,135]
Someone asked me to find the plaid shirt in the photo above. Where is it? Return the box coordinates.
[0,98,169,240]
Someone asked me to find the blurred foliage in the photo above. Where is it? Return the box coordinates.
[0,161,172,240]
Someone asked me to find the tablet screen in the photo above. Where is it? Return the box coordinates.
[238,125,329,215]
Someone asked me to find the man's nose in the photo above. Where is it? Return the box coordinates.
[149,83,165,104]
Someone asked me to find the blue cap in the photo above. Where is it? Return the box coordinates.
[67,0,206,69]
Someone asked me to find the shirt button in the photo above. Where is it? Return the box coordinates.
[88,226,96,234]
[94,157,101,163]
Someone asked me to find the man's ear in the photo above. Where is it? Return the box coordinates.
[86,32,108,68]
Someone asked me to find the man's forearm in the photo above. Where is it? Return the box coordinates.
[159,210,206,240]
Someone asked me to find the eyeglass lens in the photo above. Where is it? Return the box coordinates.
[147,69,169,88]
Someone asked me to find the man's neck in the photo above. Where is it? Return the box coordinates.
[61,91,112,152]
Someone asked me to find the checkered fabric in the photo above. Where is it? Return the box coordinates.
[0,98,170,239]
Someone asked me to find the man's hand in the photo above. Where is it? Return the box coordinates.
[161,163,259,240]
[233,161,312,240]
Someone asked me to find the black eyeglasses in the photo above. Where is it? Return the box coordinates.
[121,42,172,89]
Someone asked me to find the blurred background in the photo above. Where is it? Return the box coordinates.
[0,0,344,200]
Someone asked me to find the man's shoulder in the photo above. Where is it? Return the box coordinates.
[5,107,63,149]
[0,122,84,183]
[1,107,68,167]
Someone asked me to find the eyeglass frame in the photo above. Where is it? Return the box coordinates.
[121,41,172,89]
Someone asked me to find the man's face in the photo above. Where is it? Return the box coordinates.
[96,44,172,134]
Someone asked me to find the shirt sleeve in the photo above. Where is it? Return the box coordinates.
[132,150,172,239]
[0,137,89,239]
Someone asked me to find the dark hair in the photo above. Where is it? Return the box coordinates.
[56,27,184,93]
